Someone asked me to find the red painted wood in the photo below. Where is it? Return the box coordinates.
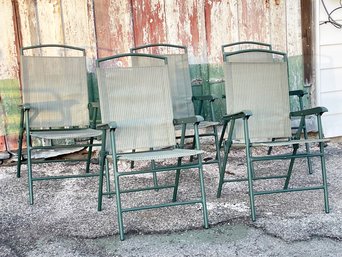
[132,0,166,48]
[93,0,133,58]
[0,136,6,152]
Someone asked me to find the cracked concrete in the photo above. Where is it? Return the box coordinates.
[1,140,342,256]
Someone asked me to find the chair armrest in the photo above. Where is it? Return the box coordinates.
[19,104,31,111]
[96,121,117,130]
[88,102,100,128]
[192,94,220,102]
[222,111,252,121]
[290,106,328,117]
[88,101,100,109]
[289,90,306,97]
[173,115,204,125]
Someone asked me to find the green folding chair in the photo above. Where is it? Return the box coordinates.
[217,49,329,221]
[221,41,313,173]
[130,44,221,166]
[96,53,209,241]
[17,44,103,204]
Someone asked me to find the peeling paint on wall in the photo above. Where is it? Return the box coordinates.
[0,0,19,80]
[0,0,305,152]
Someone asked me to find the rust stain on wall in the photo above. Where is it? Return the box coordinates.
[189,1,200,55]
[239,0,270,42]
[0,0,304,152]
[11,0,22,81]
[132,0,166,48]
[94,0,133,58]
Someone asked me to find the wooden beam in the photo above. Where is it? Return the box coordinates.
[301,0,313,85]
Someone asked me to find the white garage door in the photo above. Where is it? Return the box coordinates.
[316,0,342,137]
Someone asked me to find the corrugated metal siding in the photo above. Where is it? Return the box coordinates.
[0,0,304,153]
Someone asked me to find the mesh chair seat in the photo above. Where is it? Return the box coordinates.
[118,148,203,161]
[30,128,102,140]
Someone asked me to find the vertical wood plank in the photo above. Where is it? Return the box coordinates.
[61,0,97,69]
[132,0,167,47]
[301,0,313,84]
[0,0,19,79]
[238,0,271,43]
[269,0,287,52]
[164,0,207,63]
[93,0,133,59]
[286,0,302,56]
[204,0,239,63]
[35,0,64,45]
[0,1,20,152]
[18,0,40,47]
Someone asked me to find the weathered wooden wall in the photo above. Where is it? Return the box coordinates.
[0,0,304,153]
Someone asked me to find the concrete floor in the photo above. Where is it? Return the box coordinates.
[1,141,342,256]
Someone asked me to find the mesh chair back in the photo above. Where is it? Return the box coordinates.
[224,51,292,140]
[96,57,176,152]
[21,55,89,128]
[132,52,195,119]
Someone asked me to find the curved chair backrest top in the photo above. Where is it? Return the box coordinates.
[21,44,86,56]
[130,43,187,54]
[221,41,272,54]
[223,48,287,62]
[96,53,168,67]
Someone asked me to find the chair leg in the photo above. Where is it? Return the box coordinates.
[189,137,196,162]
[198,165,209,229]
[27,142,34,205]
[85,137,94,173]
[97,153,106,211]
[217,141,229,198]
[213,125,221,164]
[319,141,330,213]
[130,149,136,169]
[16,128,24,178]
[218,122,228,149]
[245,145,256,221]
[172,158,182,202]
[305,142,313,174]
[114,169,125,241]
[104,158,112,198]
[267,138,276,155]
[151,160,159,191]
[303,129,313,174]
[283,145,298,190]
[17,111,25,178]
